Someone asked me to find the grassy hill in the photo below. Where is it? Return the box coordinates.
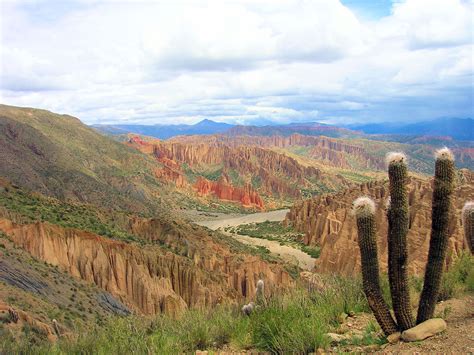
[0,104,184,214]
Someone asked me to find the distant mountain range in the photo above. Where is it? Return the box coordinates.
[346,117,474,141]
[92,119,234,139]
[225,122,358,138]
[92,117,473,141]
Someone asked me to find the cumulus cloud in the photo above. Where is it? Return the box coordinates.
[0,0,472,124]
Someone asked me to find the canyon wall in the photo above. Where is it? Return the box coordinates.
[127,135,336,201]
[169,133,385,170]
[285,170,474,276]
[194,174,265,209]
[0,217,292,316]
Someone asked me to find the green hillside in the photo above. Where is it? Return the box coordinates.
[0,104,173,214]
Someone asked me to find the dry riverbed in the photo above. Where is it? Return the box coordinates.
[195,209,315,271]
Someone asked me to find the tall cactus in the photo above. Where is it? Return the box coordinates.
[353,197,398,336]
[355,148,458,336]
[417,148,455,324]
[386,153,414,330]
[462,202,474,254]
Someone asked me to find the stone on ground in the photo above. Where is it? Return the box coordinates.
[401,318,447,342]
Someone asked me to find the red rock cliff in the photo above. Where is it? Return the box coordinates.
[194,174,265,210]
[169,134,384,170]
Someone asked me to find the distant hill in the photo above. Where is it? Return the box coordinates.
[93,119,234,139]
[226,122,359,138]
[347,117,474,141]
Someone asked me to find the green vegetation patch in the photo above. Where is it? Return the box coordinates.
[4,275,370,354]
[226,220,320,258]
[0,185,139,243]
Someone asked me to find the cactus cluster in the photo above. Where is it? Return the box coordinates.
[354,148,459,336]
[241,279,266,316]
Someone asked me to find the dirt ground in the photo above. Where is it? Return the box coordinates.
[337,295,474,354]
[380,295,474,354]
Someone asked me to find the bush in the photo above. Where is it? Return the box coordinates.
[250,291,329,353]
[438,252,474,301]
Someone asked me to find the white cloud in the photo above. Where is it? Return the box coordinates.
[0,0,472,125]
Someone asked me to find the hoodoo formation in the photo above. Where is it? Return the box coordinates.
[0,212,291,317]
[2,0,474,351]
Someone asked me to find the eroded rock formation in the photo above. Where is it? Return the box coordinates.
[0,216,291,316]
[169,134,384,170]
[285,170,474,276]
[195,174,265,210]
[127,134,343,203]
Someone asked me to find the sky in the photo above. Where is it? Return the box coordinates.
[0,0,472,125]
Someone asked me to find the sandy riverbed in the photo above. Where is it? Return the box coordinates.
[195,209,315,271]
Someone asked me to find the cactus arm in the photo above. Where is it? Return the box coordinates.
[386,153,415,330]
[354,197,398,335]
[417,148,455,324]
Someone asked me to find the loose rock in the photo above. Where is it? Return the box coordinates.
[401,318,447,342]
[387,332,401,344]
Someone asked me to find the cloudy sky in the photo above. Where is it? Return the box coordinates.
[0,0,472,125]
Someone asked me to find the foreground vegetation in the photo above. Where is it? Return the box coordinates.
[2,253,472,354]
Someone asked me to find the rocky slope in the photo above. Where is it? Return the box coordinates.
[0,184,292,317]
[285,169,474,276]
[168,133,384,171]
[170,134,474,173]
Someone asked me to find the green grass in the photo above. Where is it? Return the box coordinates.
[438,252,474,301]
[226,221,321,259]
[3,254,472,354]
[0,185,139,243]
[3,276,370,354]
[337,170,374,184]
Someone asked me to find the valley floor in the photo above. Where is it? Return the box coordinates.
[230,233,315,271]
[195,209,290,230]
[195,209,315,270]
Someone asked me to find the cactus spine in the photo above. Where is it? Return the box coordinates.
[417,148,455,324]
[354,197,398,336]
[386,153,414,330]
[462,202,474,253]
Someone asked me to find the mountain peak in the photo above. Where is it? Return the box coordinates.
[195,119,227,127]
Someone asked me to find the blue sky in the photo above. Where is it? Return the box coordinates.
[0,0,472,125]
[341,0,393,19]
